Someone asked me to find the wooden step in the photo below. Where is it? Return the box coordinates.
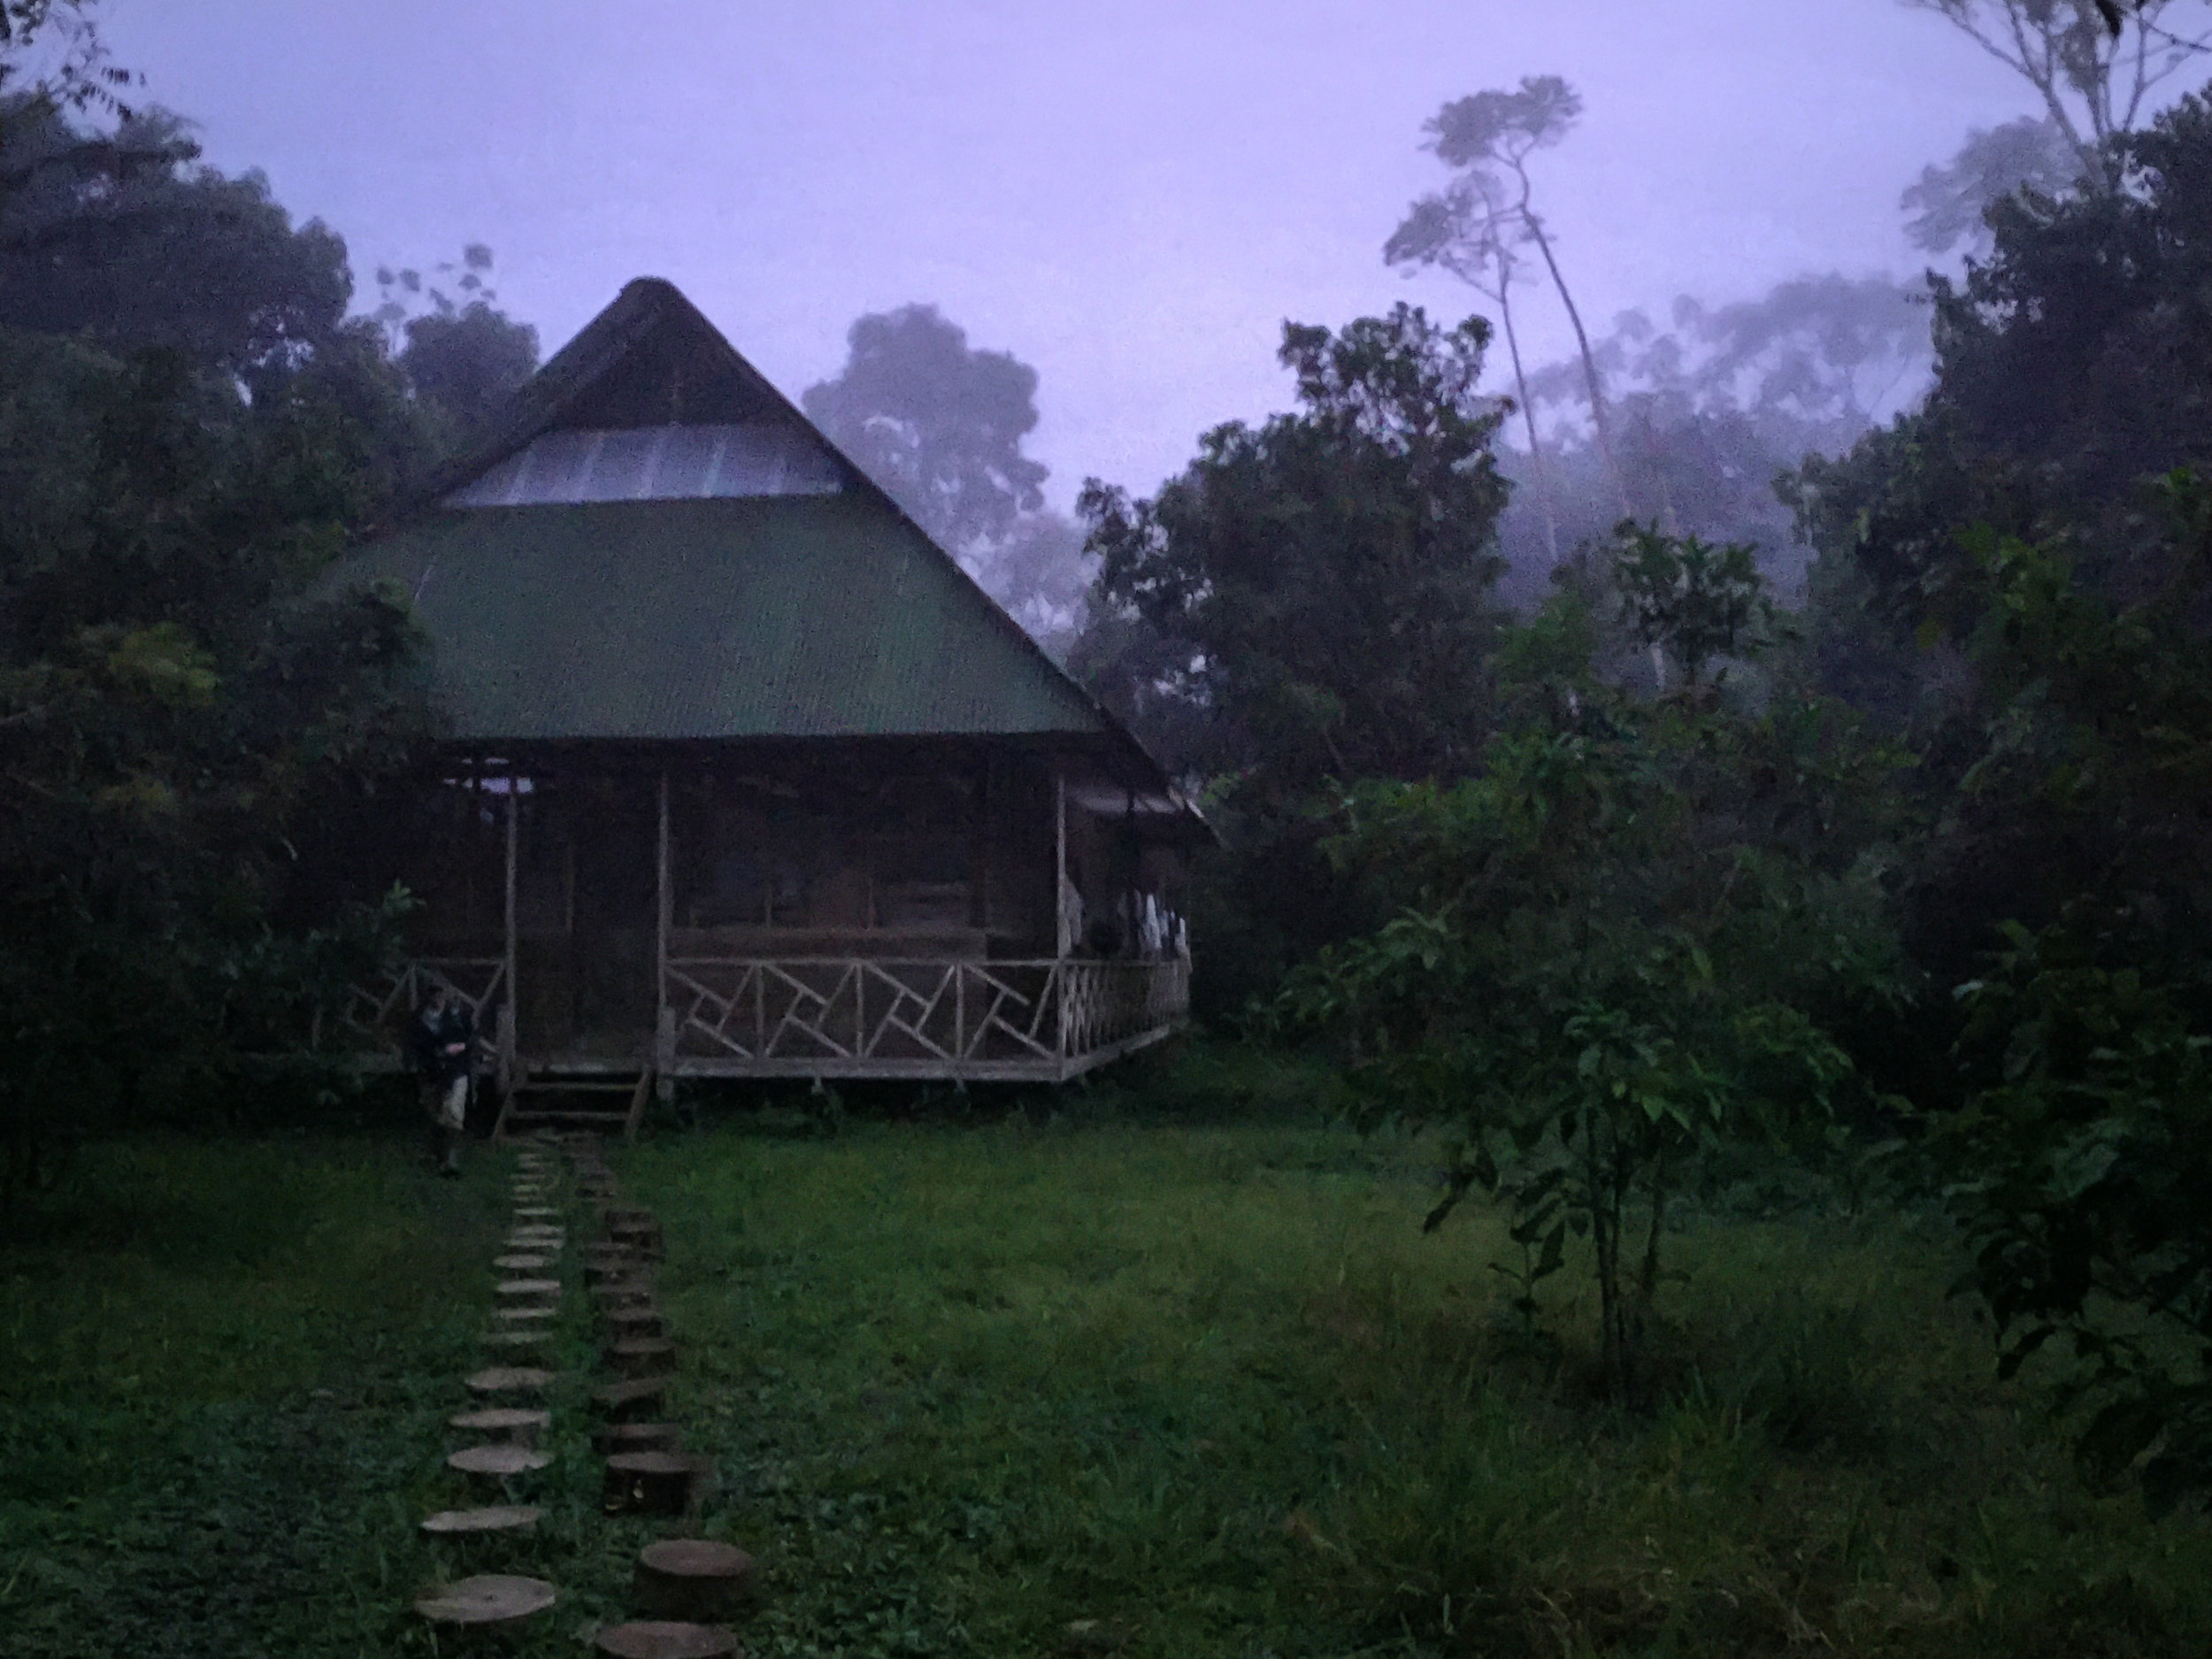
[594,1620,738,1658]
[603,1451,710,1516]
[633,1539,755,1621]
[415,1574,557,1627]
[419,1504,541,1537]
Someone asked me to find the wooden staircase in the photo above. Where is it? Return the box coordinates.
[493,1059,654,1143]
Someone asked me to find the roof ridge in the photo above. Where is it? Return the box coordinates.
[380,278,1187,797]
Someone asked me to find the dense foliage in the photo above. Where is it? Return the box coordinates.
[0,72,535,1203]
[1279,549,1907,1396]
[1076,75,2212,1494]
[1075,305,1510,1009]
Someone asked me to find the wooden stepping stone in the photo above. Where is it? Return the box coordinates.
[495,1306,558,1327]
[420,1504,541,1536]
[603,1451,710,1516]
[593,1620,738,1658]
[496,1278,563,1302]
[513,1204,559,1218]
[587,1263,649,1288]
[449,1408,551,1443]
[604,1307,665,1340]
[415,1573,557,1627]
[593,1420,682,1456]
[465,1366,555,1398]
[494,1253,555,1271]
[449,1443,551,1482]
[510,1225,564,1240]
[592,1377,666,1420]
[480,1330,551,1353]
[633,1539,757,1621]
[594,1284,655,1313]
[506,1235,565,1250]
[605,1338,678,1378]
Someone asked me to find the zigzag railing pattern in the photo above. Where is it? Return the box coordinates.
[342,957,509,1051]
[662,956,1189,1075]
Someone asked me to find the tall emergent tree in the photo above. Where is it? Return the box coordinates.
[1388,76,1625,516]
[1386,138,1559,562]
[1902,0,2210,186]
[804,303,1089,648]
[373,245,541,442]
[803,303,1048,549]
[1902,115,2086,254]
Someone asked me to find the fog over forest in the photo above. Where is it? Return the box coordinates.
[92,0,2184,632]
[12,4,2212,1655]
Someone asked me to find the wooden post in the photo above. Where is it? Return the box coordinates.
[1054,765,1070,1069]
[1054,766,1069,959]
[656,770,671,1036]
[503,776,518,1071]
[975,749,991,932]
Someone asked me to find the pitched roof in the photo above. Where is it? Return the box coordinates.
[342,493,1111,741]
[332,279,1139,754]
[416,278,801,504]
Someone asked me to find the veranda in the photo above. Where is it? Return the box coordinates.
[343,738,1194,1115]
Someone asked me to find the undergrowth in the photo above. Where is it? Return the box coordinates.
[3,1054,2208,1656]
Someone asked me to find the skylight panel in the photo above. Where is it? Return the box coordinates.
[447,423,843,507]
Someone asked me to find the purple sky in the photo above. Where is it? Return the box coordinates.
[109,0,2076,506]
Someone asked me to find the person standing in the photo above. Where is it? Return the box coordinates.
[409,982,474,1176]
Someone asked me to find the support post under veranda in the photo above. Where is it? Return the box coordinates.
[1054,764,1071,1075]
[499,774,518,1103]
[654,769,674,1105]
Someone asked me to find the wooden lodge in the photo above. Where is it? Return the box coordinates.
[323,279,1205,1126]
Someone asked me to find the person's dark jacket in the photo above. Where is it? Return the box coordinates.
[409,1000,475,1085]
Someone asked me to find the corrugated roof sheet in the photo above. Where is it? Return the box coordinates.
[445,422,842,507]
[333,495,1110,742]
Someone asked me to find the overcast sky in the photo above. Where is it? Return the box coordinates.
[108,0,2076,506]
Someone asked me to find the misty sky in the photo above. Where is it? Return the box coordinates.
[110,1,2070,507]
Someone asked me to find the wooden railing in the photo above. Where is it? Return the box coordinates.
[660,956,1189,1079]
[340,957,511,1076]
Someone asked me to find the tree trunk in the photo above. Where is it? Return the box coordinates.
[1518,204,1629,518]
[1495,280,1560,566]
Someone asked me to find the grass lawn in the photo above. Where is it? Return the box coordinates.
[3,1070,2209,1656]
[629,1100,2212,1658]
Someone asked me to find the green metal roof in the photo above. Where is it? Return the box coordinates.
[334,494,1110,741]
